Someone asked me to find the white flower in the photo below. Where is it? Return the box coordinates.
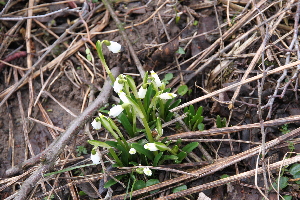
[138,87,147,98]
[91,119,102,130]
[143,167,152,176]
[113,76,124,93]
[150,70,163,87]
[107,41,121,53]
[159,93,177,100]
[90,151,101,164]
[109,105,124,117]
[119,91,130,103]
[129,148,136,155]
[144,143,159,151]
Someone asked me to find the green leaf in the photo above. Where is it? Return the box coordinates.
[164,73,173,81]
[293,173,300,184]
[176,47,185,55]
[220,174,230,179]
[105,141,119,148]
[178,85,188,96]
[78,191,86,196]
[182,142,199,153]
[154,142,170,151]
[197,123,205,131]
[104,175,124,188]
[118,112,134,137]
[146,179,160,194]
[176,152,187,163]
[191,106,203,124]
[132,143,154,160]
[162,155,178,161]
[289,163,300,176]
[272,176,289,190]
[88,140,111,148]
[172,185,187,193]
[133,180,146,190]
[189,105,195,116]
[283,195,292,200]
[154,152,163,167]
[146,179,160,187]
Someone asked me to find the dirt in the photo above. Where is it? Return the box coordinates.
[0,0,300,199]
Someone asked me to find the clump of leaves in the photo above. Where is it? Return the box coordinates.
[183,105,204,131]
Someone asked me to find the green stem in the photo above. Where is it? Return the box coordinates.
[108,148,123,166]
[141,117,154,143]
[96,41,115,82]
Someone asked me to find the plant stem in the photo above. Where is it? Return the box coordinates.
[109,148,123,166]
[96,41,116,82]
[141,117,154,143]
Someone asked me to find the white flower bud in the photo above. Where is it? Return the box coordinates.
[90,151,101,164]
[150,70,163,87]
[159,93,177,100]
[129,148,136,155]
[113,76,124,93]
[143,167,152,176]
[138,87,147,98]
[119,91,130,103]
[144,143,159,151]
[109,105,124,117]
[107,41,121,53]
[91,119,102,130]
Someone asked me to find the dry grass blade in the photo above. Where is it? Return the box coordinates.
[170,59,300,112]
[165,115,300,139]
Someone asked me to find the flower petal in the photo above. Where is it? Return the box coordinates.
[144,143,159,151]
[159,93,177,100]
[138,87,147,98]
[109,105,124,117]
[91,119,102,130]
[119,91,130,103]
[129,148,136,155]
[90,151,101,164]
[107,41,121,53]
[143,167,152,176]
[113,76,124,93]
[150,70,163,87]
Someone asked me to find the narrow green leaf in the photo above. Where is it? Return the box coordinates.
[105,141,119,148]
[162,155,178,161]
[88,140,111,148]
[118,112,134,137]
[153,152,163,167]
[182,142,199,153]
[191,106,203,124]
[176,152,187,163]
[154,142,170,151]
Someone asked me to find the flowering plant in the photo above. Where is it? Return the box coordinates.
[88,40,199,182]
